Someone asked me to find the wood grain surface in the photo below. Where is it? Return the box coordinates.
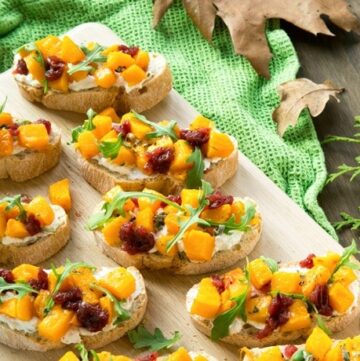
[0,23,359,361]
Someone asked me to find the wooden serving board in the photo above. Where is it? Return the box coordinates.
[0,23,358,361]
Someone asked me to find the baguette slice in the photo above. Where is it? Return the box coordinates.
[0,267,147,351]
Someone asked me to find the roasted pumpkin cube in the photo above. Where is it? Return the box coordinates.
[168,347,192,361]
[99,296,114,323]
[193,356,208,361]
[123,112,153,140]
[34,290,50,319]
[35,35,62,59]
[257,347,284,361]
[69,70,88,82]
[305,327,332,361]
[49,71,69,92]
[24,52,45,82]
[27,196,55,226]
[165,213,181,234]
[103,186,122,202]
[0,298,17,318]
[324,345,342,361]
[231,201,245,222]
[101,130,118,142]
[102,216,128,246]
[95,66,117,88]
[248,259,273,290]
[201,204,232,223]
[181,189,203,209]
[59,352,80,361]
[271,272,301,294]
[190,115,214,130]
[205,132,234,158]
[49,178,71,212]
[18,124,49,151]
[280,300,311,332]
[121,64,146,85]
[329,282,354,313]
[100,107,121,122]
[333,266,357,287]
[191,278,221,318]
[5,219,29,238]
[313,252,341,274]
[135,50,150,70]
[12,264,40,282]
[138,191,162,212]
[102,44,120,56]
[135,207,154,232]
[169,140,193,173]
[15,294,34,321]
[0,112,13,126]
[107,51,135,70]
[38,305,74,341]
[183,229,215,262]
[98,267,136,299]
[77,130,99,159]
[246,295,272,323]
[0,212,6,238]
[156,235,178,257]
[302,265,331,297]
[92,115,113,139]
[60,36,85,64]
[0,128,13,156]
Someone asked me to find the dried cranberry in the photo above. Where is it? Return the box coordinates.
[118,44,139,57]
[29,268,49,291]
[45,56,65,81]
[299,254,316,269]
[120,222,155,255]
[211,275,225,294]
[180,128,210,147]
[113,120,131,137]
[20,195,32,203]
[0,269,14,283]
[256,323,275,339]
[24,214,42,236]
[284,345,298,359]
[14,59,28,75]
[54,287,82,311]
[145,147,174,174]
[76,302,109,332]
[8,123,19,137]
[309,284,333,316]
[135,352,159,361]
[36,119,51,134]
[206,190,234,209]
[161,194,181,208]
[131,198,139,207]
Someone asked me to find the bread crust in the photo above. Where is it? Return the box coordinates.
[15,64,172,114]
[76,147,239,195]
[0,215,70,267]
[0,133,61,182]
[94,214,262,275]
[0,267,147,351]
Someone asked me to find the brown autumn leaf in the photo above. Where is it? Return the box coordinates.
[273,78,344,137]
[153,0,360,78]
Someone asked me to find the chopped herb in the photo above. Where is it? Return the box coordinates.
[99,134,123,159]
[0,277,38,302]
[260,256,279,273]
[71,108,97,142]
[343,350,351,361]
[185,147,204,188]
[0,96,7,113]
[332,240,360,276]
[128,325,182,351]
[90,350,100,361]
[75,343,89,361]
[13,41,37,55]
[31,45,48,94]
[315,314,332,336]
[2,194,26,221]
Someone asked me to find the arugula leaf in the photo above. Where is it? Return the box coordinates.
[289,350,315,361]
[31,46,49,94]
[0,96,7,113]
[334,211,360,231]
[91,284,130,324]
[67,43,106,75]
[0,277,38,302]
[44,260,95,315]
[128,325,182,351]
[99,134,123,159]
[75,343,89,361]
[185,147,204,188]
[131,111,178,141]
[332,240,360,276]
[315,314,332,336]
[90,350,100,361]
[71,108,97,142]
[13,42,37,55]
[2,195,26,221]
[260,256,279,273]
[343,350,351,361]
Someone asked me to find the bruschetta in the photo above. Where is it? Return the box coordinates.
[0,99,61,181]
[0,190,70,266]
[241,326,359,361]
[12,35,172,114]
[0,261,147,351]
[73,108,238,194]
[87,181,262,275]
[186,242,360,346]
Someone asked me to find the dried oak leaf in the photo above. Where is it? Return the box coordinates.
[273,78,344,136]
[153,0,360,78]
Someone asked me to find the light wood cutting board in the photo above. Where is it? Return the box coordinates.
[0,22,358,361]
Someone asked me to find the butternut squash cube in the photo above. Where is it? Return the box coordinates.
[169,140,193,172]
[248,259,273,290]
[168,347,192,361]
[95,66,117,89]
[18,124,49,151]
[59,352,80,361]
[49,178,72,212]
[69,70,88,82]
[12,264,39,282]
[100,107,121,122]
[183,229,215,262]
[0,298,17,318]
[98,267,136,299]
[135,50,150,70]
[302,265,331,297]
[102,216,128,246]
[329,282,354,313]
[280,300,311,332]
[0,212,6,237]
[257,347,284,361]
[135,207,154,232]
[0,112,13,126]
[35,35,62,59]
[102,44,120,56]
[77,130,99,159]
[101,130,118,141]
[156,235,178,257]
[313,252,341,274]
[271,272,301,294]
[49,71,69,92]
[228,279,247,299]
[5,219,29,238]
[92,115,113,139]
[246,296,271,323]
[305,327,332,361]
[107,51,135,70]
[0,128,13,156]
[60,36,85,64]
[191,278,221,318]
[201,204,232,223]
[181,189,203,209]
[232,201,245,222]
[205,132,234,158]
[123,113,152,140]
[38,305,74,342]
[27,196,55,226]
[333,266,357,287]
[34,290,50,319]
[121,64,146,85]
[100,296,114,323]
[138,191,162,212]
[190,115,214,130]
[193,356,208,361]
[15,294,34,321]
[111,146,135,166]
[324,345,342,361]
[103,185,123,202]
[165,213,181,234]
[24,52,45,82]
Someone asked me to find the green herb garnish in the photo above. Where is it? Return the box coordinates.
[260,256,279,273]
[75,343,89,361]
[128,325,182,351]
[315,314,332,336]
[99,134,123,159]
[185,147,204,188]
[71,108,97,142]
[1,194,27,221]
[332,240,360,275]
[13,42,37,55]
[0,277,38,302]
[0,96,7,113]
[334,212,360,231]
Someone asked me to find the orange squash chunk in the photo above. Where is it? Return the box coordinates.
[0,112,13,126]
[49,71,69,92]
[135,208,154,232]
[99,296,114,323]
[201,204,232,223]
[168,347,192,361]
[0,298,17,318]
[121,64,146,86]
[305,327,332,361]
[18,124,49,151]
[102,44,120,56]
[100,107,121,122]
[0,129,13,156]
[107,51,135,70]
[313,252,341,274]
[156,235,178,257]
[27,196,55,226]
[124,113,153,140]
[69,70,88,82]
[34,290,50,319]
[271,272,301,294]
[60,36,85,64]
[246,296,272,323]
[191,278,221,318]
[135,50,150,70]
[95,66,116,89]
[35,35,62,59]
[113,146,136,166]
[24,52,45,82]
[248,258,273,290]
[280,300,311,332]
[77,130,99,159]
[302,265,331,297]
[0,211,6,237]
[190,115,214,130]
[102,216,128,246]
[15,294,34,321]
[12,264,40,282]
[205,132,234,158]
[232,201,245,222]
[183,229,215,261]
[329,282,354,313]
[59,351,80,361]
[181,189,203,209]
[169,140,193,173]
[92,115,113,139]
[5,219,29,238]
[49,178,72,212]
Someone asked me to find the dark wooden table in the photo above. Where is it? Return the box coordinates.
[283,0,360,247]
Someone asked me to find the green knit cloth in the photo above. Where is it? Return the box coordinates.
[0,0,336,238]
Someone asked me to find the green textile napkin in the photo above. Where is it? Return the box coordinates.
[0,0,336,238]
